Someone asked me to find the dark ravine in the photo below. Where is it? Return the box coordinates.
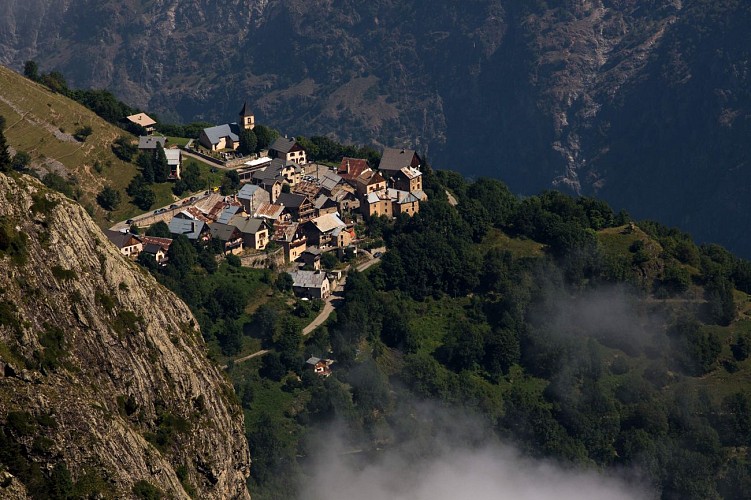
[2,1,751,256]
[0,173,250,498]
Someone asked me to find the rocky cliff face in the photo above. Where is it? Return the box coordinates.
[0,173,250,498]
[2,1,751,255]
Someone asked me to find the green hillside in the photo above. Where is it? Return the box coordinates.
[125,163,751,499]
[0,65,139,225]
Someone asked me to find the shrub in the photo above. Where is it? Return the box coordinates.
[112,136,138,162]
[73,126,93,142]
[95,291,116,312]
[144,412,191,452]
[276,272,293,292]
[11,151,31,171]
[30,192,58,215]
[732,333,751,361]
[132,480,163,499]
[51,265,76,281]
[96,186,120,211]
[321,252,338,269]
[35,324,66,371]
[0,218,28,265]
[42,173,77,199]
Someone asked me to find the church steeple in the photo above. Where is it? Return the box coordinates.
[239,101,255,130]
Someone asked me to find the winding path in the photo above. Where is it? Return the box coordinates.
[225,249,384,368]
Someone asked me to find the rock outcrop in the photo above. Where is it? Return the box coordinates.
[0,173,250,498]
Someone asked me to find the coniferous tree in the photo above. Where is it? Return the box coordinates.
[137,152,155,183]
[96,186,121,211]
[238,129,257,155]
[154,143,170,183]
[23,60,39,81]
[181,162,203,191]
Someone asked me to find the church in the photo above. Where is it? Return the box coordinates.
[198,102,255,152]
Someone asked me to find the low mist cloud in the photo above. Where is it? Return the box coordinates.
[532,284,667,356]
[543,286,651,337]
[299,407,651,500]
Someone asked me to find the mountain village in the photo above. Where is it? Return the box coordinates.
[108,103,426,306]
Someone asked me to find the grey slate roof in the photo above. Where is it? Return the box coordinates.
[143,242,164,255]
[269,137,297,154]
[290,270,328,289]
[168,218,207,240]
[268,158,301,174]
[202,123,240,146]
[277,192,307,209]
[216,205,243,225]
[379,147,418,172]
[319,171,342,192]
[209,222,239,242]
[252,167,282,183]
[230,216,268,235]
[138,136,166,150]
[412,189,427,201]
[387,188,420,204]
[105,230,140,249]
[238,184,262,200]
[313,194,336,210]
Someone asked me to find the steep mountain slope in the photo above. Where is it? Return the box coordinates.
[2,1,751,255]
[0,65,139,224]
[0,173,250,498]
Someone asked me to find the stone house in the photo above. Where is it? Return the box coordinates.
[314,195,339,217]
[300,248,322,271]
[269,158,302,186]
[168,217,212,242]
[391,166,422,193]
[253,202,286,224]
[319,170,343,196]
[237,184,271,213]
[269,137,307,164]
[138,136,166,152]
[378,147,422,178]
[140,236,173,264]
[330,184,360,213]
[199,123,241,151]
[338,157,371,182]
[165,149,181,180]
[209,223,244,255]
[364,191,392,219]
[230,216,270,250]
[302,213,352,248]
[126,113,156,134]
[354,170,387,198]
[272,222,307,263]
[388,188,421,216]
[290,270,330,299]
[277,192,315,222]
[105,230,142,259]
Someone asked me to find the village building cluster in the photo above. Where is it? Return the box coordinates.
[115,103,427,302]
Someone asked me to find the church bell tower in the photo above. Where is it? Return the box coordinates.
[239,101,255,130]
